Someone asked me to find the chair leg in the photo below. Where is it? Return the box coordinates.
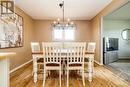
[33,58,38,83]
[82,70,85,86]
[48,70,50,76]
[59,70,61,87]
[34,72,37,83]
[65,66,67,75]
[92,61,94,73]
[43,69,46,87]
[67,69,69,87]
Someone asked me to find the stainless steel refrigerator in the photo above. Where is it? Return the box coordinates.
[103,37,119,65]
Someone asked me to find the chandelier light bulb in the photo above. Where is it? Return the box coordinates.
[66,24,68,26]
[67,18,70,22]
[71,22,74,25]
[57,18,60,21]
[53,21,56,24]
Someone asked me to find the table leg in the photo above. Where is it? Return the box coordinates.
[88,58,93,82]
[33,56,38,83]
[61,59,66,76]
[61,61,64,75]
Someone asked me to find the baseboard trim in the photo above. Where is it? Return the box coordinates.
[10,59,103,73]
[94,60,103,65]
[10,59,33,74]
[118,57,130,59]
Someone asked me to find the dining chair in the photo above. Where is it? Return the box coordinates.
[31,42,43,78]
[31,42,40,52]
[66,42,86,87]
[42,42,62,87]
[64,42,78,49]
[87,42,96,53]
[85,42,96,74]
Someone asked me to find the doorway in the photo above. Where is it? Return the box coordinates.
[102,1,130,82]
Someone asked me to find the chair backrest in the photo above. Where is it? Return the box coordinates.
[31,42,40,52]
[64,42,73,49]
[66,42,86,65]
[42,42,62,64]
[64,42,82,49]
[87,42,96,53]
[52,42,63,49]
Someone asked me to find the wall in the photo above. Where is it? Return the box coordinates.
[0,7,34,70]
[103,19,130,59]
[34,20,92,42]
[91,0,129,64]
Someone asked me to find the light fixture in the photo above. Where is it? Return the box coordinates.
[52,1,75,29]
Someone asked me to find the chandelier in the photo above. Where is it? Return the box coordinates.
[52,1,75,28]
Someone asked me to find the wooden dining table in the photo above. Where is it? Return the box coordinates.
[32,50,94,83]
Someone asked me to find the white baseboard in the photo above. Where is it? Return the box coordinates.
[10,59,103,73]
[10,59,33,74]
[94,60,103,65]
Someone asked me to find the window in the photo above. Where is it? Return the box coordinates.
[53,29,63,40]
[64,29,75,40]
[52,26,75,41]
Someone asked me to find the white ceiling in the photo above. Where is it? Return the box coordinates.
[104,2,130,20]
[15,0,112,20]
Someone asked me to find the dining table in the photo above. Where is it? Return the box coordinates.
[32,49,94,83]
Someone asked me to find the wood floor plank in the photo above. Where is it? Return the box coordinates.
[10,63,130,87]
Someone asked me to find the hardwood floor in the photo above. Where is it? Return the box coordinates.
[10,63,130,87]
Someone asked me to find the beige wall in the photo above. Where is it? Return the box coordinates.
[34,20,92,42]
[91,0,129,64]
[0,7,34,70]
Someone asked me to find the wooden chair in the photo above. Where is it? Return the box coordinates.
[42,42,62,87]
[31,42,43,82]
[85,42,96,74]
[31,42,40,52]
[66,42,86,87]
[87,42,96,53]
[31,42,44,65]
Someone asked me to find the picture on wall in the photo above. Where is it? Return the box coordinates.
[0,13,23,48]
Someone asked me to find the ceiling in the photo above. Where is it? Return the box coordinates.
[15,0,112,20]
[104,1,130,20]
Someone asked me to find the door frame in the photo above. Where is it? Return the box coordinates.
[100,1,130,65]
